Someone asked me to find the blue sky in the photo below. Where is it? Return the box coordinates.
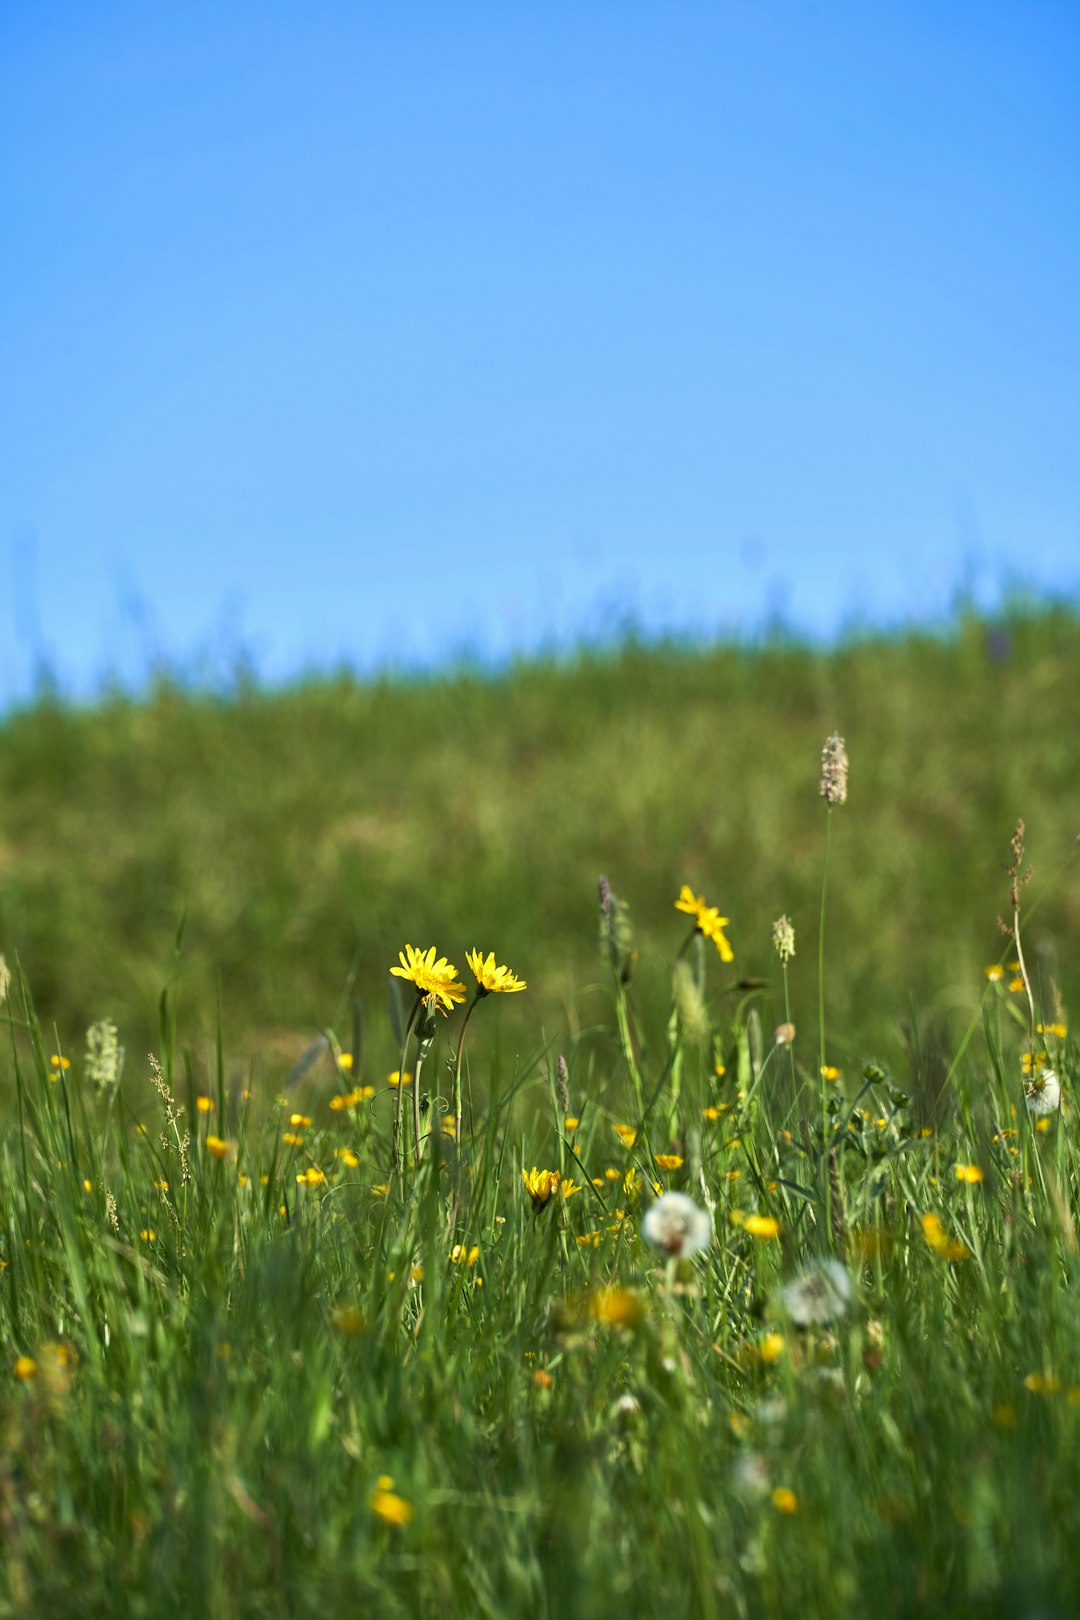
[2,1,1078,700]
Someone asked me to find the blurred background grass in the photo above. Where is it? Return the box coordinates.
[1,605,1077,1088]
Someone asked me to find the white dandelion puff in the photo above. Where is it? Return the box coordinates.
[641,1191,713,1260]
[779,1259,851,1326]
[1026,1065,1061,1117]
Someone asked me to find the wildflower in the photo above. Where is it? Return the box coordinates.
[532,1368,554,1389]
[1026,1066,1061,1117]
[921,1212,967,1261]
[588,1287,645,1329]
[465,949,526,995]
[331,1304,365,1336]
[955,1164,985,1184]
[819,733,848,807]
[282,1132,304,1146]
[1024,1373,1061,1396]
[335,1147,360,1167]
[771,1486,799,1514]
[205,1136,232,1159]
[774,1022,796,1045]
[296,1167,326,1187]
[743,1214,781,1241]
[772,916,796,963]
[139,1229,156,1242]
[702,1106,721,1122]
[387,1070,413,1088]
[330,1085,375,1111]
[674,885,734,962]
[83,1178,93,1192]
[390,945,467,1013]
[49,1054,70,1079]
[449,1244,480,1265]
[370,1480,413,1528]
[196,1094,215,1113]
[1009,977,1026,993]
[1037,1022,1067,1040]
[337,1052,354,1070]
[654,1154,684,1171]
[642,1192,713,1259]
[820,1065,841,1082]
[984,965,1005,982]
[522,1168,581,1208]
[613,1123,637,1148]
[758,1332,786,1364]
[84,1019,124,1091]
[780,1260,851,1325]
[564,1115,580,1131]
[13,1355,36,1381]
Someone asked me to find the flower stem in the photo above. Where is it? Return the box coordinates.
[453,991,483,1148]
[392,997,421,1188]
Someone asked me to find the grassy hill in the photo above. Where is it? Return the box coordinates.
[1,606,1077,1093]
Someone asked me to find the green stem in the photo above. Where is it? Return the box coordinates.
[453,991,483,1147]
[393,998,422,1189]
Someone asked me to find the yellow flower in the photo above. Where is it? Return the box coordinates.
[613,1124,637,1148]
[1009,976,1025,993]
[335,1148,361,1168]
[1037,1022,1067,1040]
[387,1071,413,1088]
[330,1086,375,1111]
[820,1065,841,1083]
[205,1135,232,1159]
[588,1287,645,1329]
[196,1095,215,1113]
[702,1106,721,1122]
[758,1332,786,1364]
[390,945,467,1013]
[139,1229,156,1242]
[1024,1372,1061,1396]
[654,1154,684,1171]
[337,1052,354,1070]
[771,1487,799,1514]
[465,949,526,995]
[564,1116,580,1131]
[522,1168,581,1207]
[282,1132,304,1146]
[13,1355,36,1380]
[296,1167,326,1187]
[289,1113,312,1128]
[370,1485,413,1528]
[449,1244,480,1265]
[331,1304,366,1336]
[49,1054,71,1076]
[921,1212,967,1260]
[984,965,1005,982]
[743,1214,781,1240]
[955,1164,984,1184]
[674,885,734,962]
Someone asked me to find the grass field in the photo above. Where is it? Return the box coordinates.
[1,608,1079,1616]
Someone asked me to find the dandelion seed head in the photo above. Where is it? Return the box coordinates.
[779,1259,851,1326]
[641,1191,713,1260]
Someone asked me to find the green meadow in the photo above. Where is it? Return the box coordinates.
[1,606,1079,1616]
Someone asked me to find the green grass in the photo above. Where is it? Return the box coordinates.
[1,608,1080,1615]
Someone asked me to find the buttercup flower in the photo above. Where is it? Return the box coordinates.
[390,945,467,1013]
[674,885,734,962]
[465,950,526,995]
[642,1191,713,1259]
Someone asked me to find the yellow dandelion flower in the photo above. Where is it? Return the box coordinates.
[289,1113,312,1128]
[984,965,1005,982]
[390,944,467,1013]
[337,1052,354,1070]
[282,1132,304,1146]
[205,1136,232,1159]
[820,1065,842,1082]
[532,1368,554,1389]
[83,1178,93,1192]
[1037,1022,1067,1039]
[370,1486,413,1528]
[196,1095,215,1114]
[1009,976,1026,993]
[387,1071,413,1088]
[296,1167,326,1187]
[674,885,734,961]
[449,1244,480,1265]
[330,1085,375,1111]
[759,1332,786,1364]
[955,1163,984,1184]
[335,1147,361,1168]
[654,1154,684,1171]
[522,1168,581,1207]
[139,1229,156,1242]
[743,1214,781,1240]
[13,1355,37,1380]
[613,1123,637,1148]
[564,1116,580,1131]
[589,1287,645,1329]
[702,1106,721,1121]
[771,1486,799,1514]
[921,1212,967,1260]
[465,949,527,994]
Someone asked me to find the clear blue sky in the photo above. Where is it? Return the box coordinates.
[2,1,1078,700]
